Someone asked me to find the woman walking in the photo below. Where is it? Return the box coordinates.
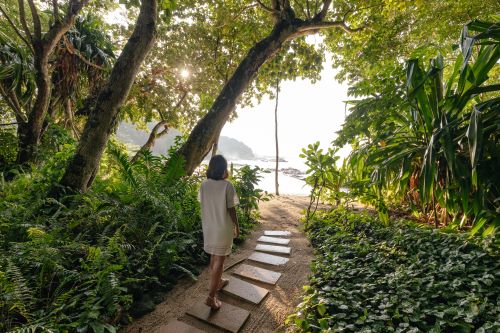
[199,155,240,309]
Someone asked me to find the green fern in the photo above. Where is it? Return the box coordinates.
[7,324,55,333]
[107,145,138,189]
[5,260,34,323]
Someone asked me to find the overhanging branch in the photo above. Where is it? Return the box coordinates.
[43,0,89,56]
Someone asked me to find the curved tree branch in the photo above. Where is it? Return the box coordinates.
[63,35,105,70]
[256,0,278,13]
[17,0,33,43]
[0,85,28,122]
[26,0,42,40]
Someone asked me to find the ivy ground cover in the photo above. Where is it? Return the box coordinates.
[290,209,499,333]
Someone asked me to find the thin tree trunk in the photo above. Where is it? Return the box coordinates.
[211,126,223,158]
[211,140,219,157]
[17,50,51,164]
[59,0,158,192]
[274,78,280,196]
[131,120,168,163]
[62,98,79,139]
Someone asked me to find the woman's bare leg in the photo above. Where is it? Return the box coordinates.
[209,254,215,271]
[209,255,225,297]
[205,254,225,309]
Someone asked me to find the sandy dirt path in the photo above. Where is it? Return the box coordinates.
[120,195,315,333]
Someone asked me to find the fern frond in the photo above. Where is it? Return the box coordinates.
[108,146,138,189]
[5,260,34,321]
[8,324,55,333]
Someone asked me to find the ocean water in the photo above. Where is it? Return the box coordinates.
[229,158,311,196]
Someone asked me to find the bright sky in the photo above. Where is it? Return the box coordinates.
[221,55,352,162]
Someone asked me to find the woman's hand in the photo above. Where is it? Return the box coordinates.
[233,225,240,238]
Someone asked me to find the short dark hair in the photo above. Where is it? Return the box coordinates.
[206,155,228,180]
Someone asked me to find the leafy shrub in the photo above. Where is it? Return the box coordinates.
[289,208,500,332]
[0,128,17,170]
[231,165,270,242]
[331,20,500,233]
[0,143,264,332]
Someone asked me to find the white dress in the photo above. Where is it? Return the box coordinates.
[199,179,240,256]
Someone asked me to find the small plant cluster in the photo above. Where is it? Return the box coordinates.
[289,208,499,332]
[231,164,270,242]
[0,140,263,333]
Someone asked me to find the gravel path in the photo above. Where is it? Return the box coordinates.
[120,195,314,333]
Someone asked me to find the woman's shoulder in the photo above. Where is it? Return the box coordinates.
[202,179,234,188]
[202,178,229,185]
[223,179,236,190]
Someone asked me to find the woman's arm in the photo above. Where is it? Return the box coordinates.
[228,207,240,238]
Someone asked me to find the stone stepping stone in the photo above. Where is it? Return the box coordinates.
[186,301,249,333]
[232,264,281,285]
[222,276,269,304]
[255,244,291,255]
[248,251,289,266]
[264,230,291,237]
[156,320,205,333]
[257,235,290,245]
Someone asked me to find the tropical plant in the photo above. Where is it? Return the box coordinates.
[231,165,270,240]
[289,208,500,332]
[300,142,345,224]
[0,136,266,331]
[339,19,500,234]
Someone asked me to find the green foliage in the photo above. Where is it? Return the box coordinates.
[119,0,176,22]
[334,19,500,233]
[0,30,35,116]
[0,141,262,332]
[325,0,498,92]
[289,208,500,332]
[0,127,17,168]
[300,142,347,223]
[231,165,269,241]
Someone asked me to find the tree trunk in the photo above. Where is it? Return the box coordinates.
[16,49,51,164]
[131,120,168,163]
[16,0,87,164]
[274,78,280,196]
[211,126,223,158]
[59,0,158,192]
[178,20,299,175]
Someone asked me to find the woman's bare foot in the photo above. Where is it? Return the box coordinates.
[205,295,221,310]
[217,278,229,291]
